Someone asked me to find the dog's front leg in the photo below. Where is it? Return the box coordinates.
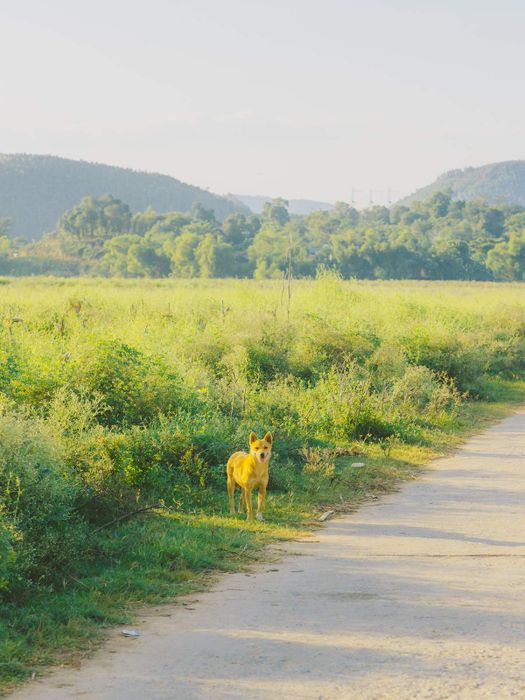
[238,488,245,514]
[256,484,266,521]
[245,488,254,520]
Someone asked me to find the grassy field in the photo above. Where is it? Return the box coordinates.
[1,275,525,689]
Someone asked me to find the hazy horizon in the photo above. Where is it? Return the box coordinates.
[2,0,525,205]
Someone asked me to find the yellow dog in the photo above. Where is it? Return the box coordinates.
[227,431,272,520]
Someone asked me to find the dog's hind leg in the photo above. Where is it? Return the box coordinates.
[227,475,236,514]
[226,458,238,515]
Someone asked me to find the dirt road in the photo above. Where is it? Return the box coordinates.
[10,410,525,699]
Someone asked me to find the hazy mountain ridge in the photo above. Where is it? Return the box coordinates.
[234,194,333,216]
[400,161,525,207]
[0,154,248,239]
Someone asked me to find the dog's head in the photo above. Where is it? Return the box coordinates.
[249,431,273,464]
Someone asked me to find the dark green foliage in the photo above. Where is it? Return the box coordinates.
[0,415,87,595]
[6,186,525,280]
[58,195,131,241]
[399,329,487,393]
[78,340,197,427]
[261,198,290,226]
[106,421,213,494]
[244,332,292,382]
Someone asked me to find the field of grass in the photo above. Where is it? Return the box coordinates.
[1,275,525,689]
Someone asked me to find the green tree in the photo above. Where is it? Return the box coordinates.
[331,202,359,227]
[165,232,200,277]
[222,213,260,247]
[486,230,525,280]
[428,191,451,218]
[431,237,488,280]
[261,198,290,227]
[99,234,142,276]
[195,234,235,278]
[248,223,290,278]
[127,242,170,277]
[148,212,193,239]
[192,203,218,226]
[131,208,164,236]
[360,206,390,225]
[59,195,131,241]
[482,208,505,237]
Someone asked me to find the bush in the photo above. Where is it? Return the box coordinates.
[78,340,198,426]
[391,366,461,416]
[484,334,525,378]
[305,364,396,442]
[48,398,234,513]
[0,414,87,596]
[244,330,291,382]
[110,420,212,496]
[400,327,487,393]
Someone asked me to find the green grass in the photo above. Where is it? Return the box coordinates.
[2,379,524,690]
[1,277,525,690]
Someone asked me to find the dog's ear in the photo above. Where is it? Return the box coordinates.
[249,431,258,445]
[263,431,273,445]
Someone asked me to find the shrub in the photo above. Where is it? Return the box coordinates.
[0,414,87,595]
[484,334,525,378]
[244,330,291,382]
[60,415,231,513]
[305,364,397,442]
[367,344,407,387]
[400,327,487,392]
[391,365,461,415]
[0,344,62,408]
[111,421,212,495]
[78,340,197,426]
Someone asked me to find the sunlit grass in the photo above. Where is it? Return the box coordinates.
[0,276,524,689]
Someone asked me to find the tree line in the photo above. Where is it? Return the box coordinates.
[1,191,525,280]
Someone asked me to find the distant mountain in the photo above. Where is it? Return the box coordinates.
[0,154,248,239]
[400,161,525,207]
[234,194,333,216]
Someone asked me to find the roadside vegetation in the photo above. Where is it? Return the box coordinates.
[1,275,525,688]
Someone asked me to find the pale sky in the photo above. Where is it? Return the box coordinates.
[1,0,524,205]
